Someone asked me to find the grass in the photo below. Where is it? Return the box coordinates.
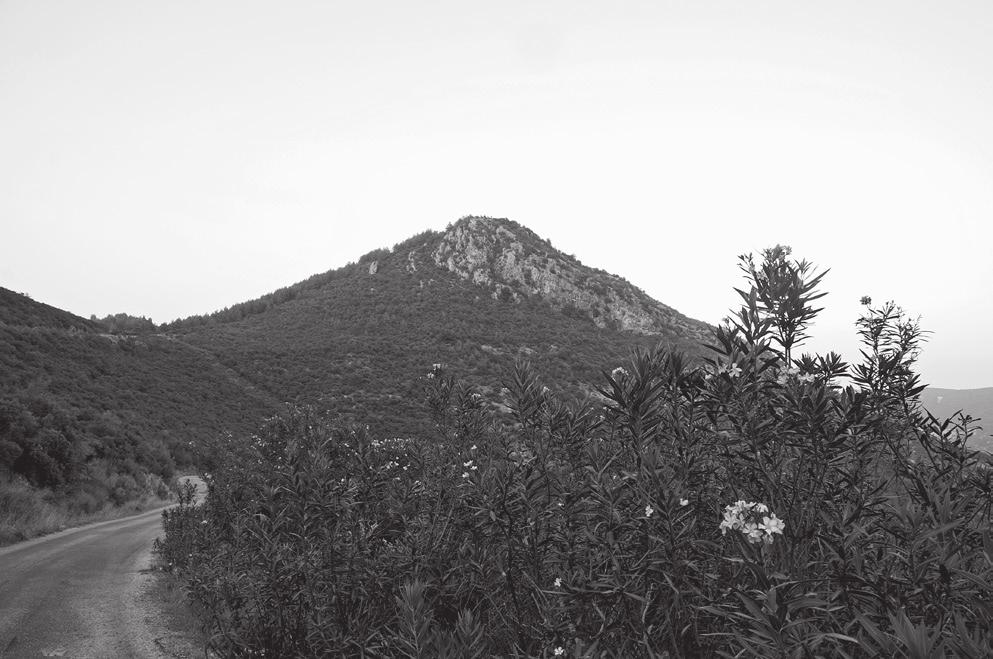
[0,477,174,546]
[144,558,213,658]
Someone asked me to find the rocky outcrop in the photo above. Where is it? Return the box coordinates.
[431,216,710,340]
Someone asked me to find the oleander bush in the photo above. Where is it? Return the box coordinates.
[158,247,993,657]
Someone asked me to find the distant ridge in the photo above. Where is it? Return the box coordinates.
[0,287,99,332]
[920,387,993,452]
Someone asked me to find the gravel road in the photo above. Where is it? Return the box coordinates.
[0,481,204,658]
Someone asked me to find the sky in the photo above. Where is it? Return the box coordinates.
[2,1,992,389]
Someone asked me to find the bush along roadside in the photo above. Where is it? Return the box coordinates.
[156,246,993,658]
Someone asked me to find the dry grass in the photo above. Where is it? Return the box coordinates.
[0,478,173,546]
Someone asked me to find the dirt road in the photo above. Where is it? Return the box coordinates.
[0,482,203,658]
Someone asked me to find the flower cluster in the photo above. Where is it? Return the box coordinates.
[719,501,785,544]
[704,362,742,380]
[776,367,815,385]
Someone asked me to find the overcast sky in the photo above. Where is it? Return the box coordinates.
[2,1,991,389]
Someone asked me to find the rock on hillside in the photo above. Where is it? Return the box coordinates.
[429,217,711,342]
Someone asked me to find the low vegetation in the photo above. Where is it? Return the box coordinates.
[0,288,275,544]
[0,475,172,545]
[158,247,993,657]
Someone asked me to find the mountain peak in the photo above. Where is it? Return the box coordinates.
[431,217,710,340]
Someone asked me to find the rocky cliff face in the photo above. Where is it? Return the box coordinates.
[430,216,710,341]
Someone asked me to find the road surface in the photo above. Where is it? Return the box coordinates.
[0,481,204,658]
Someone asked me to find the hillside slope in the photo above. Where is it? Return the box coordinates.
[0,289,277,507]
[1,217,714,503]
[167,217,712,436]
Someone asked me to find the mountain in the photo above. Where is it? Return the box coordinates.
[164,217,711,435]
[1,216,711,512]
[919,387,993,452]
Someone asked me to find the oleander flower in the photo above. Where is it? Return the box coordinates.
[645,504,654,518]
[720,500,785,545]
[761,515,785,536]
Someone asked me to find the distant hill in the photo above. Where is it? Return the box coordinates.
[1,216,713,506]
[919,387,993,452]
[164,217,712,436]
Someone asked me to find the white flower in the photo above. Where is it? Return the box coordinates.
[426,372,435,379]
[645,504,654,518]
[679,498,689,507]
[554,647,565,656]
[761,515,785,536]
[461,472,469,478]
[554,577,562,587]
[720,501,784,544]
[611,367,629,380]
[463,460,473,467]
[470,444,477,451]
[728,364,742,377]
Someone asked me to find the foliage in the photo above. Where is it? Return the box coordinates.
[0,291,276,521]
[0,474,171,545]
[159,248,993,657]
[91,312,158,334]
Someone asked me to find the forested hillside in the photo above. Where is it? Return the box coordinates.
[159,218,710,438]
[1,217,714,541]
[0,290,276,540]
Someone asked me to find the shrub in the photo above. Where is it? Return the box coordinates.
[158,248,993,657]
